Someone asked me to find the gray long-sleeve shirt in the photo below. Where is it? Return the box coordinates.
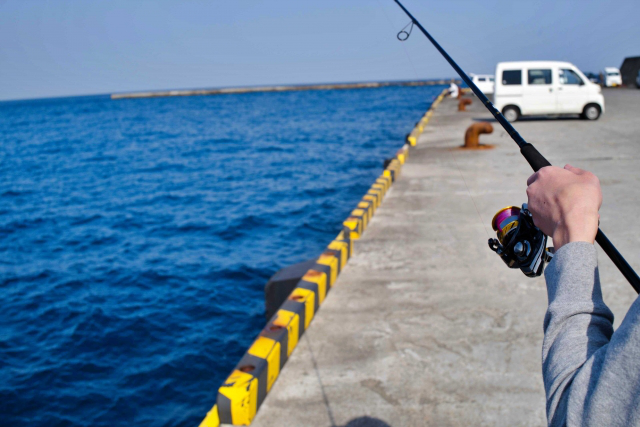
[543,242,640,426]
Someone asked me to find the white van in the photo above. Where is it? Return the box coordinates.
[470,74,495,95]
[603,67,622,87]
[494,61,605,122]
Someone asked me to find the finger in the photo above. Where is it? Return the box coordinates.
[564,164,587,175]
[526,171,539,186]
[525,181,539,204]
[529,213,543,230]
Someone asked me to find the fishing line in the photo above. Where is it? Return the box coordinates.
[450,151,492,240]
[380,1,488,242]
[378,0,490,243]
[375,0,421,80]
[397,21,414,41]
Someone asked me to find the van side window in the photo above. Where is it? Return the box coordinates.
[502,70,521,85]
[528,69,552,85]
[559,69,583,85]
[478,77,486,82]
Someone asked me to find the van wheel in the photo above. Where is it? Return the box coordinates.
[581,104,601,120]
[503,106,520,122]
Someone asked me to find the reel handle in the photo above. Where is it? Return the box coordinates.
[520,143,552,172]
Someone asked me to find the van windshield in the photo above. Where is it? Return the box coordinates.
[560,69,583,85]
[607,72,620,76]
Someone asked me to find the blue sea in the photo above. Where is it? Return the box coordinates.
[0,85,443,426]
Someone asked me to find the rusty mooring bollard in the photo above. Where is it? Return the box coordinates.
[464,122,493,148]
[458,98,472,111]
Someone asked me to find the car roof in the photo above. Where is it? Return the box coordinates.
[496,61,575,69]
[604,67,620,72]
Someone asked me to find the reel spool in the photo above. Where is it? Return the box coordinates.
[488,204,553,277]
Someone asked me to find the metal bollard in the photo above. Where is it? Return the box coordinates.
[463,122,493,148]
[458,98,472,111]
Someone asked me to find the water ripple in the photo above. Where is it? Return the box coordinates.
[0,86,443,426]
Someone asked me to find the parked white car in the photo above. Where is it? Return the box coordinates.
[602,67,622,87]
[494,61,605,122]
[470,74,495,95]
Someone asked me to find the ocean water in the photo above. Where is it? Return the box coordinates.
[0,85,444,426]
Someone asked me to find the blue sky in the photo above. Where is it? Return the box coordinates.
[1,0,638,101]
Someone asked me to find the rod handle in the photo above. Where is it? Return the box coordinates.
[520,143,552,172]
[596,229,640,294]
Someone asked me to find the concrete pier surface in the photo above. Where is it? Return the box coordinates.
[249,89,640,427]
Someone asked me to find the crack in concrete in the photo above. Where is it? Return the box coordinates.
[305,334,336,427]
[360,379,400,406]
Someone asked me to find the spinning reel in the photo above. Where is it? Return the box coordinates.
[488,204,553,277]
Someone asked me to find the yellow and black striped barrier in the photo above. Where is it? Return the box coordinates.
[198,88,449,427]
[204,231,350,426]
[406,91,445,147]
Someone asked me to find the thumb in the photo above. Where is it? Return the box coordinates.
[564,164,587,175]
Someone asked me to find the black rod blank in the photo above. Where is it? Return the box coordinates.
[392,0,640,293]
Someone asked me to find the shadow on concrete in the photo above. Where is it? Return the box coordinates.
[335,416,392,427]
[472,115,583,123]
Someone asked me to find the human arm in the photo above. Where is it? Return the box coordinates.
[526,165,640,426]
[543,245,640,427]
[542,242,613,426]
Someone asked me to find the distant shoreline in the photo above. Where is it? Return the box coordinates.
[110,79,459,100]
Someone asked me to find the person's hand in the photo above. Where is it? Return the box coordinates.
[526,165,602,250]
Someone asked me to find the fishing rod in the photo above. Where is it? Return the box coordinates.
[392,0,640,293]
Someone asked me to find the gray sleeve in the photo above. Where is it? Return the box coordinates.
[543,241,640,427]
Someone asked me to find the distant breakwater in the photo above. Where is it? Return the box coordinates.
[111,79,459,100]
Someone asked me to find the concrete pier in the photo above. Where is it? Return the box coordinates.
[248,89,640,427]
